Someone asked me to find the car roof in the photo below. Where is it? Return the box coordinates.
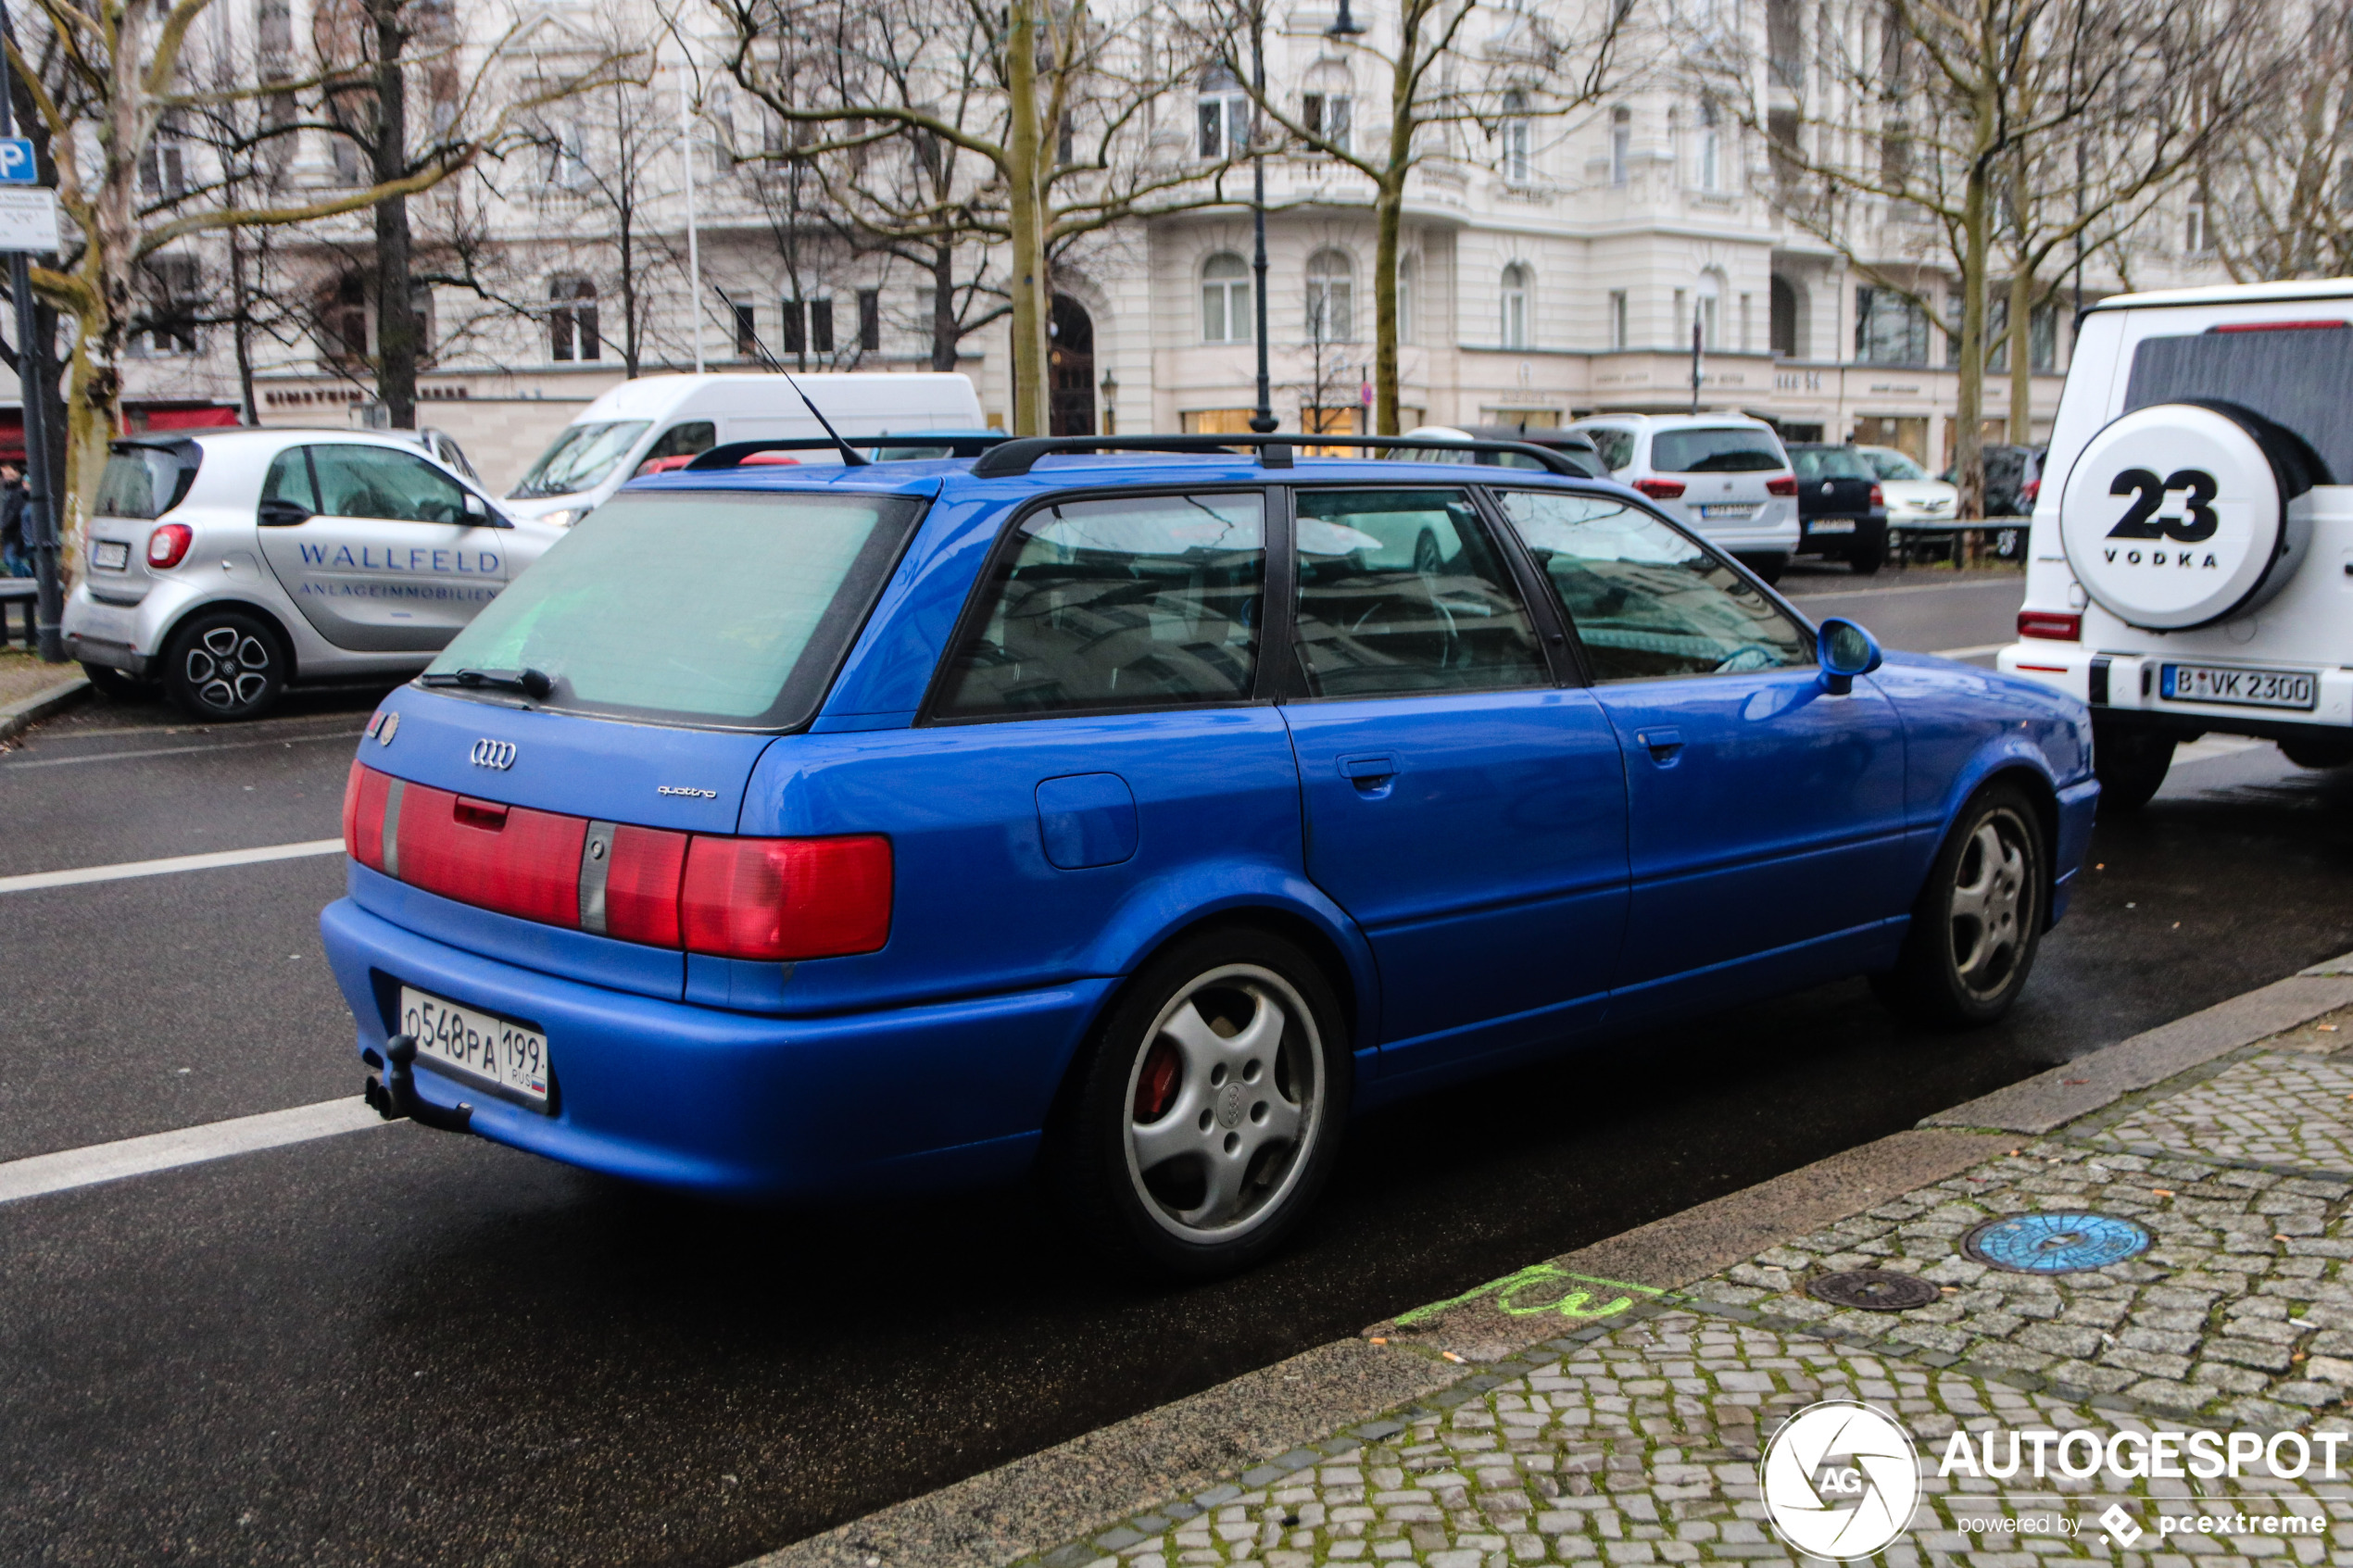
[2087,277,2353,313]
[1570,412,1777,431]
[622,452,1653,504]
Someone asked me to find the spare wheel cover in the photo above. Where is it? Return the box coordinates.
[2058,402,2309,630]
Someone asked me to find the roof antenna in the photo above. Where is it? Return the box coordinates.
[784,372,869,468]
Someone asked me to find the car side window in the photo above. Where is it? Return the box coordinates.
[1582,426,1634,470]
[1291,489,1549,699]
[262,446,319,512]
[310,445,471,524]
[1496,490,1809,682]
[645,421,716,461]
[931,491,1265,719]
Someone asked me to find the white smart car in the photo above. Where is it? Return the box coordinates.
[1566,412,1802,579]
[63,430,564,721]
[1998,279,2353,807]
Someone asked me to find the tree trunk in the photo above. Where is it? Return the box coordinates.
[930,245,960,371]
[2006,262,2032,467]
[371,0,418,429]
[228,226,259,423]
[1373,178,1403,437]
[1954,109,1993,521]
[1003,0,1050,435]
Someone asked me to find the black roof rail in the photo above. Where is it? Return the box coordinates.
[682,433,1012,470]
[968,433,1587,479]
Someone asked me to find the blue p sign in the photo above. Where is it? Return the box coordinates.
[0,139,36,184]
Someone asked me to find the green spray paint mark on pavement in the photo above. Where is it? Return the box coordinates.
[1392,1263,1664,1328]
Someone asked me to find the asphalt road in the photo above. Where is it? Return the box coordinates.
[9,569,2353,1568]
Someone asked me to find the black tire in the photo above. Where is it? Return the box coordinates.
[1047,927,1351,1280]
[1848,544,1885,576]
[2093,724,2175,812]
[1742,555,1787,585]
[79,660,150,701]
[160,608,286,721]
[2279,733,2353,770]
[1872,783,2047,1029]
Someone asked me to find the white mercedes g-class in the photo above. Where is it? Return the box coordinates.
[1997,280,2353,809]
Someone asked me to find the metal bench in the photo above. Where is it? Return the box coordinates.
[0,578,34,648]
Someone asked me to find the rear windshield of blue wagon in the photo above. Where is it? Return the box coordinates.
[425,489,927,730]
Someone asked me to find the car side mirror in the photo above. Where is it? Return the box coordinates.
[462,492,511,528]
[1818,617,1884,696]
[257,497,312,527]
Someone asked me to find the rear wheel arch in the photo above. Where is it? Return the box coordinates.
[157,596,301,684]
[1977,764,2061,927]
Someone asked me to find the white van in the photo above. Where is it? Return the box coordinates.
[504,371,986,526]
[1997,279,2353,809]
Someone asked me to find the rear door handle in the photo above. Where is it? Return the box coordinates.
[1338,753,1399,786]
[1635,727,1684,765]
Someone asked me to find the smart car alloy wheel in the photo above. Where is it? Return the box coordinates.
[162,609,284,721]
[1053,930,1348,1278]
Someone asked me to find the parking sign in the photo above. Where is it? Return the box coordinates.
[0,138,35,184]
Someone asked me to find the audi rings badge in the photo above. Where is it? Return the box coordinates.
[470,738,517,771]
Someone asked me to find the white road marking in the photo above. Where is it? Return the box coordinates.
[0,838,345,896]
[0,1098,390,1206]
[2,729,363,770]
[1793,578,2026,601]
[2174,736,2271,766]
[1929,643,2008,659]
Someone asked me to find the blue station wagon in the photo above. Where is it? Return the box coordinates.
[322,434,2098,1277]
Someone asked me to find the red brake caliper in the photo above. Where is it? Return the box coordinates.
[1133,1038,1181,1122]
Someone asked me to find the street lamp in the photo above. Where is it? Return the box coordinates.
[1248,3,1277,434]
[1100,369,1118,435]
[1327,0,1365,37]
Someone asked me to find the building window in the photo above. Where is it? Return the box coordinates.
[1769,274,1799,357]
[1610,107,1631,186]
[1608,289,1629,349]
[1501,91,1531,185]
[1306,248,1353,343]
[1501,263,1530,348]
[137,257,200,355]
[321,272,368,365]
[2184,202,2208,256]
[781,299,805,356]
[1198,83,1248,160]
[735,304,759,359]
[139,134,187,198]
[549,276,598,361]
[1698,272,1721,348]
[1058,110,1076,167]
[810,299,835,354]
[1302,92,1352,154]
[1739,292,1751,352]
[1201,251,1252,344]
[545,119,587,190]
[1855,284,1931,366]
[1397,256,1415,345]
[1698,100,1721,192]
[859,288,881,351]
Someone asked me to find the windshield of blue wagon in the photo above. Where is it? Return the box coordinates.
[425,490,926,728]
[509,420,652,499]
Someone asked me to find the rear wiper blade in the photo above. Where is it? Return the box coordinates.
[421,666,553,699]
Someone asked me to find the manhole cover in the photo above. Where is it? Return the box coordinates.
[1962,1211,2151,1273]
[1806,1269,1943,1311]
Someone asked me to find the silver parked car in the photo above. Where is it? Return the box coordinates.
[63,430,564,721]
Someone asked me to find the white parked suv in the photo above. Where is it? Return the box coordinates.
[63,430,564,721]
[1998,279,2353,808]
[1566,413,1801,579]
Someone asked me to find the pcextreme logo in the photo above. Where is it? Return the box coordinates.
[1758,1400,1921,1561]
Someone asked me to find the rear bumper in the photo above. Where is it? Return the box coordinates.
[319,896,1114,1198]
[1995,645,2353,737]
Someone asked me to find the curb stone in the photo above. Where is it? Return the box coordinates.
[0,673,86,746]
[742,949,2353,1568]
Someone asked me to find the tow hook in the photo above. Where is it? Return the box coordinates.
[362,1034,475,1134]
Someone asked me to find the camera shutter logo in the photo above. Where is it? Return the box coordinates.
[1759,1400,1920,1560]
[470,738,517,771]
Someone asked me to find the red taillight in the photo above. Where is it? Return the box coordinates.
[681,834,893,960]
[606,825,689,947]
[1869,483,1885,507]
[146,522,193,569]
[1633,478,1686,499]
[2018,610,2082,642]
[346,764,394,871]
[398,784,586,927]
[2020,479,2040,506]
[1765,473,1798,496]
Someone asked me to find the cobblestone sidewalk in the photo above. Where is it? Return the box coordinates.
[1015,1014,2353,1568]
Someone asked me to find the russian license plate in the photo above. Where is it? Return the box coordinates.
[2160,663,2317,710]
[1808,519,1857,534]
[1700,503,1759,519]
[399,986,552,1108]
[92,540,129,571]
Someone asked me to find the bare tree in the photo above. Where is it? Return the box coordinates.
[2195,0,2353,283]
[1727,0,2265,512]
